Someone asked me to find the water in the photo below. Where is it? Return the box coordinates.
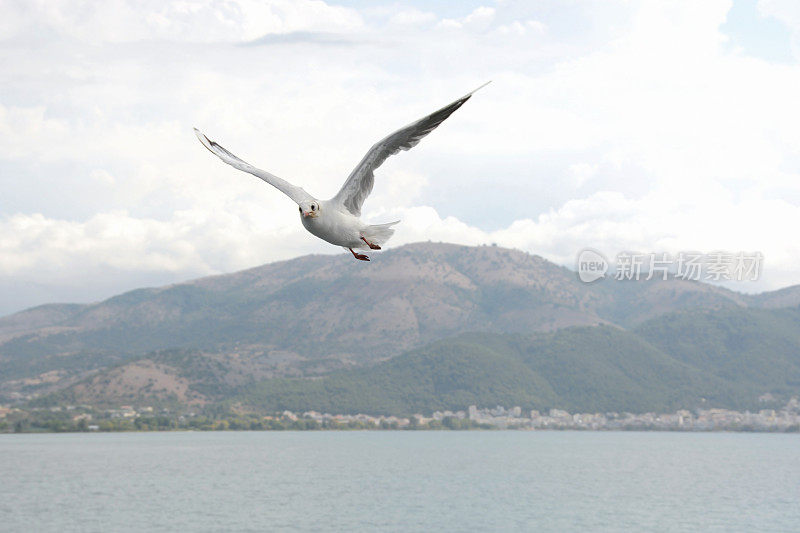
[1,431,798,532]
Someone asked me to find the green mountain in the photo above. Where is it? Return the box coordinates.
[3,242,799,412]
[635,306,800,394]
[232,311,800,415]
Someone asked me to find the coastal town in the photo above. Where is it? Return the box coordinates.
[299,399,800,432]
[2,398,800,432]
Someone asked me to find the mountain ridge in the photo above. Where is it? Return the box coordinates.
[2,242,798,405]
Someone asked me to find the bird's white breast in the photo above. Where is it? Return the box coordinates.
[301,202,364,248]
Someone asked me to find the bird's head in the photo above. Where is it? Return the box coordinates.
[299,200,321,219]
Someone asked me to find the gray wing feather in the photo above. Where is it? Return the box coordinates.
[194,128,312,205]
[333,83,489,217]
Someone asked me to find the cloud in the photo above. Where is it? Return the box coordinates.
[495,19,547,36]
[0,0,363,43]
[438,6,496,31]
[388,9,437,28]
[0,207,326,312]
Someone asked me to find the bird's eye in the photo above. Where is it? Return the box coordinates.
[299,206,302,212]
[311,204,316,211]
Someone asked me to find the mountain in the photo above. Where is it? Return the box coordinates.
[225,306,800,414]
[232,326,724,415]
[635,306,800,393]
[40,307,800,415]
[2,242,798,409]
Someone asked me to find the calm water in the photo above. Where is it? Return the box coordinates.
[1,431,798,532]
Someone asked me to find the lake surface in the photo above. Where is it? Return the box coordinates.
[1,431,798,532]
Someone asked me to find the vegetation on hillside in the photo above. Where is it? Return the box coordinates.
[233,310,800,415]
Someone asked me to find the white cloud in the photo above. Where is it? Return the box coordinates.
[758,0,800,58]
[759,0,800,29]
[0,0,363,43]
[0,104,70,159]
[438,6,496,31]
[89,169,116,186]
[495,19,546,36]
[0,207,322,281]
[388,9,437,28]
[568,163,598,188]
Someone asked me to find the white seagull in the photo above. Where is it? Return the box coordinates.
[194,83,488,261]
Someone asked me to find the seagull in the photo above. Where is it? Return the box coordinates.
[194,82,489,261]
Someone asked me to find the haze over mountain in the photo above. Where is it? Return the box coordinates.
[2,242,799,413]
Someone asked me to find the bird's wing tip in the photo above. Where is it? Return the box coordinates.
[460,81,491,102]
[468,81,492,96]
[193,127,215,153]
[194,127,210,142]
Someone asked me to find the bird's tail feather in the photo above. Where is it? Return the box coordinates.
[362,220,399,247]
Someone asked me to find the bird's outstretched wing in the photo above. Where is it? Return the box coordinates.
[332,82,490,217]
[194,128,312,205]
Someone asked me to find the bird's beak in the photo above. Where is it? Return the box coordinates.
[302,211,312,218]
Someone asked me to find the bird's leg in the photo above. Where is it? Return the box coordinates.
[349,248,370,261]
[360,236,381,250]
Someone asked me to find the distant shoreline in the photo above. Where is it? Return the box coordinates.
[3,404,799,434]
[3,426,799,435]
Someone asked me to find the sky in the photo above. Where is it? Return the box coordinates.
[1,0,800,316]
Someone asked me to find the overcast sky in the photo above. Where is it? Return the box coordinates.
[2,0,800,316]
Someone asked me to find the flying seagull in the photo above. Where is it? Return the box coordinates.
[194,82,489,261]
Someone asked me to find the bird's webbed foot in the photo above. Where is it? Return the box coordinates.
[349,248,370,261]
[360,236,381,250]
